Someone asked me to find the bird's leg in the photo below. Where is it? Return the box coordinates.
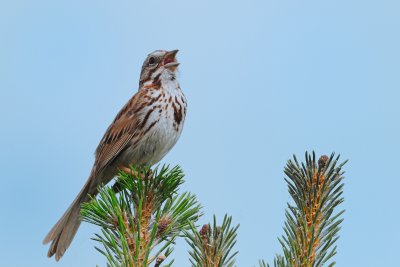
[119,166,135,175]
[119,165,153,179]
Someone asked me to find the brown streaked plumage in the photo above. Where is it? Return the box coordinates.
[43,50,187,261]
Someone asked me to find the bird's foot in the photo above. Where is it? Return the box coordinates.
[118,166,153,179]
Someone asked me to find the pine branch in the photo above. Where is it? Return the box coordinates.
[261,152,346,267]
[80,165,203,267]
[185,214,239,267]
[79,153,346,267]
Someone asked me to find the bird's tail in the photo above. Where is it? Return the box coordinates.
[43,176,93,261]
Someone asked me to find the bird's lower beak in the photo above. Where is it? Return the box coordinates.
[164,49,180,70]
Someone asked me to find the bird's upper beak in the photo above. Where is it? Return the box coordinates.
[163,49,180,70]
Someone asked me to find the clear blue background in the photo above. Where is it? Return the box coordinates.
[1,0,399,266]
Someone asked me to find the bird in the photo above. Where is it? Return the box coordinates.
[43,49,187,261]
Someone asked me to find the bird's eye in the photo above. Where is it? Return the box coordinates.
[148,56,156,65]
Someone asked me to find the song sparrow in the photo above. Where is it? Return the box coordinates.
[43,50,187,260]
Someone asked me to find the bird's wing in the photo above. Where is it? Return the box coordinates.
[93,91,148,175]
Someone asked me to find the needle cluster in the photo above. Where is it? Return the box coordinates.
[262,152,346,267]
[81,151,346,267]
[80,165,202,267]
[185,215,239,267]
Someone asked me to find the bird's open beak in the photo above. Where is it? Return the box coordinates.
[164,49,180,69]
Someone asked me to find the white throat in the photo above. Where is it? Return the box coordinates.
[160,70,179,94]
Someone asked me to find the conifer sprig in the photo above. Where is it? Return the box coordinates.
[263,152,346,267]
[80,152,346,267]
[185,215,239,267]
[80,165,202,267]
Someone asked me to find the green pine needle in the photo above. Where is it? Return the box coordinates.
[185,214,239,267]
[80,164,202,267]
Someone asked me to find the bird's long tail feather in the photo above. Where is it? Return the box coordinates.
[43,176,93,261]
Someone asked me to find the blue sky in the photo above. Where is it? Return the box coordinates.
[1,0,399,266]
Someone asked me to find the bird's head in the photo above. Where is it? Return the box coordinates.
[139,49,180,87]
